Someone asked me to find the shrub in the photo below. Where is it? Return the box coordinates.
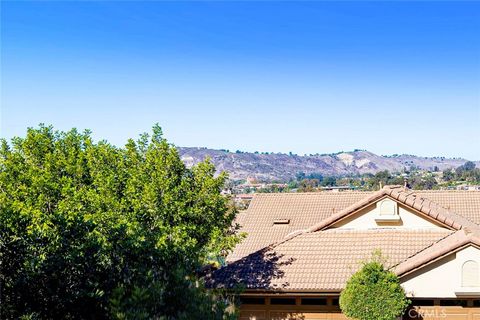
[340,252,410,320]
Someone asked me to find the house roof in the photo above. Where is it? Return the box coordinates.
[210,186,480,292]
[209,229,453,291]
[228,191,373,261]
[413,190,480,225]
[229,187,480,262]
[395,228,480,277]
[306,186,478,232]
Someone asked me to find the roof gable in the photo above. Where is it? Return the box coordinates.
[330,197,448,230]
[399,239,480,298]
[214,187,480,292]
[395,229,480,277]
[228,191,372,261]
[305,186,478,232]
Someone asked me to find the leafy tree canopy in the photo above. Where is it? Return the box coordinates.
[339,252,410,320]
[458,161,476,172]
[0,125,240,319]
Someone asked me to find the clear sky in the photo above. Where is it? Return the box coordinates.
[1,1,479,159]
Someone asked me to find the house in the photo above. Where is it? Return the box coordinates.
[208,186,480,319]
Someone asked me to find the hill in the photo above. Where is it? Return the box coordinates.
[178,147,478,182]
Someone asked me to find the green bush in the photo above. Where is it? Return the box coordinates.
[340,252,410,320]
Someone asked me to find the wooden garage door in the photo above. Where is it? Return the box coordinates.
[402,299,480,319]
[240,297,480,320]
[404,306,480,320]
[240,310,346,320]
[239,296,347,320]
[241,307,480,320]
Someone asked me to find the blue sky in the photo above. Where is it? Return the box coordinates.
[1,1,479,159]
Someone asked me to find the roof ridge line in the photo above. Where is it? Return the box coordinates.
[234,186,480,264]
[253,191,374,196]
[416,189,480,192]
[301,186,478,233]
[258,186,466,253]
[304,187,392,232]
[418,194,480,227]
[390,229,458,271]
[268,228,308,249]
[394,229,480,276]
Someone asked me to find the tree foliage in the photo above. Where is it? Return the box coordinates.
[339,252,409,320]
[0,125,240,319]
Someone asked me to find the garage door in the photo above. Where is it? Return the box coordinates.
[403,299,480,320]
[239,296,347,320]
[240,297,480,320]
[240,310,346,320]
[241,307,480,320]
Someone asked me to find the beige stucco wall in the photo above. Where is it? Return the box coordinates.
[324,196,480,299]
[401,246,480,298]
[333,198,446,230]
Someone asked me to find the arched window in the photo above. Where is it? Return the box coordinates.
[462,260,479,287]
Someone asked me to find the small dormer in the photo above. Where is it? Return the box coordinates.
[374,198,401,223]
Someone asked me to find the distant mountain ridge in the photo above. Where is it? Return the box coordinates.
[178,147,479,182]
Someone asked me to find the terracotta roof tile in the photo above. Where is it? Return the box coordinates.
[210,229,452,291]
[395,229,480,276]
[305,186,479,232]
[229,188,480,262]
[228,191,372,261]
[219,187,480,291]
[405,196,415,207]
[415,190,480,224]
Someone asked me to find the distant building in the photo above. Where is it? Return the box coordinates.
[235,194,254,201]
[456,185,480,191]
[319,185,358,192]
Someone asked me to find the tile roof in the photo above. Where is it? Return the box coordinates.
[209,229,453,291]
[229,188,480,261]
[414,190,480,225]
[228,191,372,261]
[307,186,478,232]
[212,187,480,292]
[395,229,480,276]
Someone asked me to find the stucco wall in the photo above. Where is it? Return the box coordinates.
[333,198,446,230]
[401,246,480,298]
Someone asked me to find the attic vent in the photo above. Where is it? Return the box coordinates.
[273,219,290,225]
[375,199,400,222]
[462,260,479,287]
[456,260,480,296]
[378,199,397,216]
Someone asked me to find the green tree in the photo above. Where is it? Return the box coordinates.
[320,176,336,187]
[457,161,476,173]
[0,125,240,319]
[297,179,320,192]
[339,252,409,320]
[442,169,455,182]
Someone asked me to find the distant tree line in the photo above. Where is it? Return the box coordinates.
[443,161,480,184]
[286,161,479,192]
[229,161,479,195]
